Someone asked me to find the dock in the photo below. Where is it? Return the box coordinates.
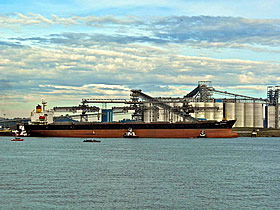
[233,128,280,137]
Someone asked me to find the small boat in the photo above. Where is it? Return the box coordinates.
[251,130,258,137]
[11,136,24,141]
[197,130,207,138]
[123,128,139,138]
[83,139,101,142]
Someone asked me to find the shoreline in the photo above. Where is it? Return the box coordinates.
[233,128,280,137]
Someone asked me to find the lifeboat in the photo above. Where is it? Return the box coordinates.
[39,116,45,120]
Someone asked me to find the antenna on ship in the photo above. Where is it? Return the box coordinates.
[42,99,47,112]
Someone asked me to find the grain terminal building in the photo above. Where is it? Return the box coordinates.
[30,81,280,130]
[127,81,279,129]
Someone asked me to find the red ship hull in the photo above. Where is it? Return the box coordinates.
[24,120,238,138]
[28,128,237,138]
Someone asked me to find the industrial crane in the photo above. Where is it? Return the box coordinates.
[53,104,100,122]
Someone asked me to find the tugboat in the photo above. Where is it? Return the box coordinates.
[123,128,139,138]
[197,130,207,138]
[83,139,101,142]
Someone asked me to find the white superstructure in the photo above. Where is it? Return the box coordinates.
[30,101,54,124]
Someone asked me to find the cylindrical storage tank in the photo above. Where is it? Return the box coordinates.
[174,102,184,122]
[168,103,174,122]
[171,102,181,122]
[36,104,42,113]
[254,103,263,128]
[279,106,280,128]
[189,102,196,118]
[143,103,152,123]
[196,102,205,120]
[225,103,235,121]
[101,109,113,122]
[158,104,169,122]
[158,107,165,122]
[204,102,214,120]
[152,107,159,122]
[214,102,223,121]
[267,105,275,128]
[244,103,254,127]
[235,103,244,127]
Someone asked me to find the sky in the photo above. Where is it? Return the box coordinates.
[1,0,280,118]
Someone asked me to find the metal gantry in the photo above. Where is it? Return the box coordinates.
[53,104,99,122]
[185,81,268,103]
[267,86,280,128]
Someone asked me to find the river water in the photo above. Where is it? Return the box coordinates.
[0,137,279,209]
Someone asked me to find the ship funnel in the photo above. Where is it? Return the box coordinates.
[36,104,42,113]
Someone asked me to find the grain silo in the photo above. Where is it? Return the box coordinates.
[244,103,254,127]
[214,102,223,121]
[168,103,174,122]
[225,103,235,121]
[174,102,184,122]
[143,103,152,122]
[205,102,215,120]
[267,105,275,128]
[158,107,170,122]
[196,102,205,119]
[235,103,244,127]
[254,103,263,128]
[158,107,164,121]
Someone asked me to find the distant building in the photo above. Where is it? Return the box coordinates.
[0,118,30,129]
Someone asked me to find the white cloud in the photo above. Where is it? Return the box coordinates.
[1,13,280,118]
[51,15,78,25]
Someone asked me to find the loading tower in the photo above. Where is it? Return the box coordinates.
[267,86,280,128]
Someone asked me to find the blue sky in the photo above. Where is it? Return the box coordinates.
[1,0,280,118]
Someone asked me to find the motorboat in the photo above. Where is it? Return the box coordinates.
[11,136,24,141]
[83,139,101,142]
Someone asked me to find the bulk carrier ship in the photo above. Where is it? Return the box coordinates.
[24,120,237,138]
[22,89,238,138]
